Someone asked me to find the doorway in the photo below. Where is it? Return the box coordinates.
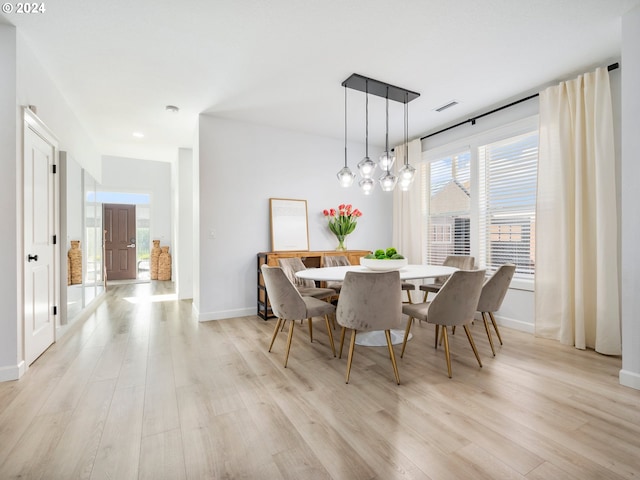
[104,203,137,280]
[23,108,59,365]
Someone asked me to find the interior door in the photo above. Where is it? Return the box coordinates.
[24,112,58,365]
[104,204,137,280]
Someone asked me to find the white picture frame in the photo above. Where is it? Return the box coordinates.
[270,198,309,251]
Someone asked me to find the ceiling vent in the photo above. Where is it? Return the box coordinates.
[435,100,459,112]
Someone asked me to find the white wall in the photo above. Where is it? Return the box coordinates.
[0,27,102,380]
[195,115,391,320]
[16,33,101,180]
[101,155,172,254]
[0,24,20,381]
[176,148,193,299]
[620,5,640,390]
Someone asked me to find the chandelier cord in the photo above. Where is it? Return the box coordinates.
[344,85,348,168]
[365,80,369,158]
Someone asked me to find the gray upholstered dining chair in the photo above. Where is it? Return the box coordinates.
[401,282,417,304]
[322,254,350,294]
[401,269,485,378]
[477,264,516,355]
[419,255,475,301]
[261,265,336,367]
[336,270,403,385]
[277,257,336,300]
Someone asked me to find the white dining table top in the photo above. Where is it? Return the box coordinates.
[295,264,458,282]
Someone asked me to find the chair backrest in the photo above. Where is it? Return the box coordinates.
[477,264,516,313]
[277,257,315,288]
[336,271,402,332]
[261,265,307,320]
[426,269,486,327]
[434,255,476,284]
[324,255,350,267]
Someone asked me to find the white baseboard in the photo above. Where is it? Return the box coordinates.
[495,314,534,334]
[0,360,25,382]
[619,369,640,390]
[473,312,534,334]
[197,306,256,322]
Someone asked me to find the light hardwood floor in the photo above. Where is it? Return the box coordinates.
[1,281,639,479]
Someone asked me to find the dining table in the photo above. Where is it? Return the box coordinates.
[295,264,458,346]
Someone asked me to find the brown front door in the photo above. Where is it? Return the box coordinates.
[104,204,137,280]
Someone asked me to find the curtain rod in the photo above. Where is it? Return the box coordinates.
[420,62,619,141]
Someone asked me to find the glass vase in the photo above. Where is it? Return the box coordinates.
[336,235,347,251]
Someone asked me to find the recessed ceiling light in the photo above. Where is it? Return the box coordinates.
[132,132,144,138]
[165,105,179,113]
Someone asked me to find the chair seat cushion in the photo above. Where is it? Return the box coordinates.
[298,286,336,300]
[419,283,444,293]
[401,282,416,291]
[303,296,337,317]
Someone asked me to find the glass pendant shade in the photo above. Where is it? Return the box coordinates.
[378,151,396,170]
[357,156,376,178]
[398,163,416,191]
[358,177,375,195]
[337,166,356,187]
[379,170,398,191]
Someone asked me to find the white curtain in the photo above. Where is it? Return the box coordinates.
[535,67,621,355]
[392,139,423,264]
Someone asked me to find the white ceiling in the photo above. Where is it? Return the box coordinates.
[3,0,639,162]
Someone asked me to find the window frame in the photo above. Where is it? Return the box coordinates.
[421,115,539,291]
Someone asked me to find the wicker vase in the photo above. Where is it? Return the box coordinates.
[157,246,171,281]
[68,240,82,285]
[150,239,161,280]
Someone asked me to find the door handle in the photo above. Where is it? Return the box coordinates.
[28,254,38,262]
[126,244,136,248]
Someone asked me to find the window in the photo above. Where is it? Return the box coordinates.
[422,117,538,282]
[424,151,471,266]
[478,131,537,277]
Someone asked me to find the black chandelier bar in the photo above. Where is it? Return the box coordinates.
[341,73,420,104]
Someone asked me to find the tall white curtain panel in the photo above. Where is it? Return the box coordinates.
[393,139,423,264]
[535,67,621,355]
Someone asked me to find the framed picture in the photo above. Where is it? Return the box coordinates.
[270,198,309,251]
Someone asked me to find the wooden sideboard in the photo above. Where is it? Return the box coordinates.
[256,249,370,320]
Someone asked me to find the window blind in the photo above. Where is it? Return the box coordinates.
[424,151,472,266]
[478,131,538,277]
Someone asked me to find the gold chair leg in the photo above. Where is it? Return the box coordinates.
[324,314,336,357]
[451,326,456,335]
[308,316,313,342]
[488,312,503,345]
[481,312,495,356]
[385,330,401,385]
[400,317,414,358]
[283,320,295,368]
[339,326,346,358]
[345,330,357,384]
[463,324,482,368]
[441,325,452,378]
[269,317,283,352]
[434,324,440,349]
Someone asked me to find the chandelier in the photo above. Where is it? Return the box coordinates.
[337,74,420,194]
